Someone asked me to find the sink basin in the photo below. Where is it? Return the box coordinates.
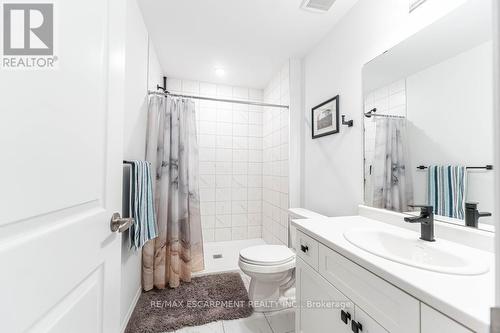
[343,228,489,275]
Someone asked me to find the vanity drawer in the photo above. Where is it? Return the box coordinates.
[296,231,319,270]
[318,244,420,333]
[421,303,473,333]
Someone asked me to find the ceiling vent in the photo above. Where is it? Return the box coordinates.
[300,0,337,13]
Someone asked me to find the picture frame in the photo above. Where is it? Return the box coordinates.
[311,95,340,139]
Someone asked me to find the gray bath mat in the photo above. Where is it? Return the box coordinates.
[125,272,253,333]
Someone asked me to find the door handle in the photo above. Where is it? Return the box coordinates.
[341,310,351,324]
[300,245,309,253]
[110,213,134,233]
[351,320,363,333]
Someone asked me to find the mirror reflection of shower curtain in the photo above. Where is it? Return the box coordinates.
[142,94,204,290]
[370,117,413,212]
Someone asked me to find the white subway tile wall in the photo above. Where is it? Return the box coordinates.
[363,79,406,204]
[262,63,290,246]
[167,78,264,242]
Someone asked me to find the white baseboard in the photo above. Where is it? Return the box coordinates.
[120,287,142,333]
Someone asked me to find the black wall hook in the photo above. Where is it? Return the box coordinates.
[341,115,354,127]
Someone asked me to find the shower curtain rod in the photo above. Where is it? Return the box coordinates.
[364,108,405,119]
[365,113,405,119]
[147,90,289,109]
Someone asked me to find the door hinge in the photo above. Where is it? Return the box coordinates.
[492,307,500,333]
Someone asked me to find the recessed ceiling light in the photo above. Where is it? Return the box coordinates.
[215,68,225,77]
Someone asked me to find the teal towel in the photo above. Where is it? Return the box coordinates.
[428,166,467,219]
[129,160,158,250]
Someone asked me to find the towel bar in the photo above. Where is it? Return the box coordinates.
[417,165,493,170]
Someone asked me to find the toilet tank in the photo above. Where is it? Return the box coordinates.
[287,208,327,251]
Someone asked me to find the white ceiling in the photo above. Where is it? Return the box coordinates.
[138,0,359,89]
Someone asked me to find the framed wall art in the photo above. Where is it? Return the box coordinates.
[311,95,339,139]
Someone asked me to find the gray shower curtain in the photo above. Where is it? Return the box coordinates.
[370,117,413,212]
[142,95,204,290]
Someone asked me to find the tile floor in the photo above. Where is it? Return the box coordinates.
[174,310,295,333]
[174,272,295,333]
[195,239,266,276]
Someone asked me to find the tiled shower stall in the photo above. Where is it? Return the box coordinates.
[166,66,290,245]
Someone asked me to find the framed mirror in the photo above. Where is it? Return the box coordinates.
[362,0,494,232]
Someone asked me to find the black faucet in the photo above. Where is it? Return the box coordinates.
[404,205,435,242]
[465,202,491,228]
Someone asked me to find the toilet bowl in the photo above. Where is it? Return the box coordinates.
[239,244,296,312]
[238,208,328,312]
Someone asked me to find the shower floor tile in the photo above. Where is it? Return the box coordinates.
[195,238,265,275]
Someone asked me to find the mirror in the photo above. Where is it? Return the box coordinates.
[362,0,494,232]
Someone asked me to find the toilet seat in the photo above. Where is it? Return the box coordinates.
[239,245,296,273]
[240,245,295,265]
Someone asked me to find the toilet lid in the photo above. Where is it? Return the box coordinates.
[240,245,295,266]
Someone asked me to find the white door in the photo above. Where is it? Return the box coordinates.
[0,0,126,332]
[295,258,352,333]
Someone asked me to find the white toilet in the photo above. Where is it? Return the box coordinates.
[239,244,296,311]
[238,208,327,312]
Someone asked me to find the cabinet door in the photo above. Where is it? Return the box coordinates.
[296,258,352,333]
[296,231,319,270]
[318,244,420,332]
[421,304,473,333]
[354,306,389,333]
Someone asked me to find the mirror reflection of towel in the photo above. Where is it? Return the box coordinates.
[428,166,467,219]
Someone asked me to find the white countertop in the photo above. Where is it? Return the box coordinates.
[292,216,495,333]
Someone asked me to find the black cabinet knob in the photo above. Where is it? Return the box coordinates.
[341,310,351,324]
[300,245,309,253]
[351,321,363,333]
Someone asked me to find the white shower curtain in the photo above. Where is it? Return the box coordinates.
[370,117,413,212]
[142,95,204,290]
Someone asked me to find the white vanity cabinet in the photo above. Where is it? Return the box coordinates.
[295,230,477,333]
[318,243,420,332]
[296,257,388,333]
[421,304,473,333]
[296,258,352,332]
[354,306,388,333]
[296,231,319,270]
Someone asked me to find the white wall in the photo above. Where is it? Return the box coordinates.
[166,78,265,242]
[492,0,500,306]
[148,43,164,98]
[263,63,291,245]
[407,41,494,223]
[302,0,469,217]
[121,0,163,330]
[289,59,304,209]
